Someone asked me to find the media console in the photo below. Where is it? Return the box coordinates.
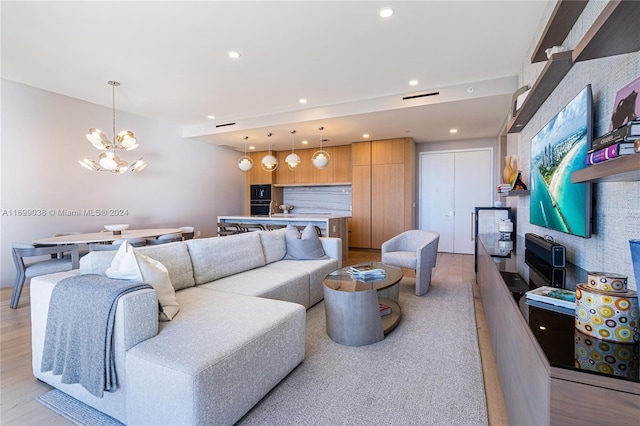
[476,234,639,425]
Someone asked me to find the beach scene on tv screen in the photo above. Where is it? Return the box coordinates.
[531,87,589,237]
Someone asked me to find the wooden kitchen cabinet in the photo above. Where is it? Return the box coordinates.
[331,145,352,183]
[351,138,414,249]
[294,149,314,184]
[274,145,352,185]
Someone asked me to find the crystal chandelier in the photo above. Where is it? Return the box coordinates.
[79,81,147,173]
[285,130,301,170]
[261,132,278,172]
[238,135,254,172]
[312,126,331,169]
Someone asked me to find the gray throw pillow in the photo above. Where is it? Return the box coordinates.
[284,224,326,260]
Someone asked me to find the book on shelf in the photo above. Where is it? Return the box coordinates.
[590,119,640,152]
[525,286,576,310]
[379,303,391,316]
[585,142,636,165]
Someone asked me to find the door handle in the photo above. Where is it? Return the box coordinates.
[471,212,475,241]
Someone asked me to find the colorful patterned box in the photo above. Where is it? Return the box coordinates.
[585,272,627,293]
[575,284,639,343]
[574,329,639,380]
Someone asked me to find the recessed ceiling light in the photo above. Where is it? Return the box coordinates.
[249,146,255,150]
[409,80,419,86]
[378,7,394,18]
[362,134,370,138]
[450,129,458,134]
[207,115,215,120]
[299,98,308,104]
[228,51,241,59]
[301,140,308,145]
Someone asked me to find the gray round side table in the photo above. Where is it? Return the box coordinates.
[323,262,403,346]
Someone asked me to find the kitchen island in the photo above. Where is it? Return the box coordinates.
[218,214,349,260]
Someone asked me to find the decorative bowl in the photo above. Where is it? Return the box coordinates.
[104,224,129,235]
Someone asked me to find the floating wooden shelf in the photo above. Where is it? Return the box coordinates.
[571,154,640,183]
[508,51,574,133]
[503,190,531,196]
[510,0,640,134]
[531,0,588,63]
[572,0,640,63]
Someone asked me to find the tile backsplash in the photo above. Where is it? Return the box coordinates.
[281,185,352,216]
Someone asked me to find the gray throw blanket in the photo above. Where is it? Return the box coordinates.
[41,274,152,398]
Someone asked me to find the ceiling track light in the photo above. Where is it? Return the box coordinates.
[312,126,331,169]
[238,135,254,172]
[79,80,147,173]
[261,132,278,172]
[285,130,301,170]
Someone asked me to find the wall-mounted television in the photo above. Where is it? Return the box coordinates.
[530,84,593,238]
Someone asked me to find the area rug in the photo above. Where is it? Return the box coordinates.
[37,276,488,426]
[36,389,123,426]
[238,276,488,425]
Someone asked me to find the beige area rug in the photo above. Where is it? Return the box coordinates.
[238,276,488,425]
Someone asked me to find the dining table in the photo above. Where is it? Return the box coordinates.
[33,228,183,245]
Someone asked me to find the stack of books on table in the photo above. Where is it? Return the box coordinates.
[586,120,640,166]
[347,264,386,280]
[379,303,392,316]
[525,286,576,315]
[497,184,511,193]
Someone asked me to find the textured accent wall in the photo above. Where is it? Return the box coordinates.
[515,1,640,290]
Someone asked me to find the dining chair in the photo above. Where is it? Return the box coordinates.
[179,226,195,240]
[145,232,183,245]
[112,237,147,248]
[239,223,265,232]
[11,243,80,309]
[265,224,287,231]
[52,231,89,257]
[217,222,241,237]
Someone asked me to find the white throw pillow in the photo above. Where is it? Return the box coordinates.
[105,243,180,321]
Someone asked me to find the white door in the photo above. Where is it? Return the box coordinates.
[420,153,455,252]
[420,149,493,254]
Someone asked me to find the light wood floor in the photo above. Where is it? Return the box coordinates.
[0,250,507,425]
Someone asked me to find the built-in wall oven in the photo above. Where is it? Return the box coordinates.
[250,184,272,216]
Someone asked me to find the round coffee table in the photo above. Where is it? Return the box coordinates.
[323,262,403,346]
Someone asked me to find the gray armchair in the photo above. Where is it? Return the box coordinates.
[381,230,439,296]
[11,243,80,309]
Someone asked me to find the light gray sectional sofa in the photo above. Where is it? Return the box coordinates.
[30,229,341,425]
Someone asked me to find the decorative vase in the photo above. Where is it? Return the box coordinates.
[503,156,513,184]
[509,158,518,184]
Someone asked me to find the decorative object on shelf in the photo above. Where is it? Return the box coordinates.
[104,224,129,235]
[285,130,301,170]
[575,272,639,344]
[545,45,567,59]
[609,76,640,132]
[631,239,640,285]
[503,156,514,184]
[574,329,639,380]
[238,136,254,172]
[509,170,528,190]
[497,219,513,241]
[312,126,331,169]
[261,132,278,172]
[79,81,147,173]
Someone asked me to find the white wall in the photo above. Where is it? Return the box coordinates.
[513,1,640,290]
[0,79,246,287]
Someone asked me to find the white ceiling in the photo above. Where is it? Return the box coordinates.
[1,1,551,151]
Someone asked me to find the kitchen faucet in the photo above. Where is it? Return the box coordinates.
[269,200,276,217]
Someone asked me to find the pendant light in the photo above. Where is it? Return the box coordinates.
[285,130,301,170]
[261,132,278,171]
[312,126,331,169]
[79,80,147,173]
[238,136,254,172]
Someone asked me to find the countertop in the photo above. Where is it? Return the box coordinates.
[219,214,351,221]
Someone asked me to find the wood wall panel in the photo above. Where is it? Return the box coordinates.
[350,165,371,248]
[372,138,404,164]
[371,163,405,248]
